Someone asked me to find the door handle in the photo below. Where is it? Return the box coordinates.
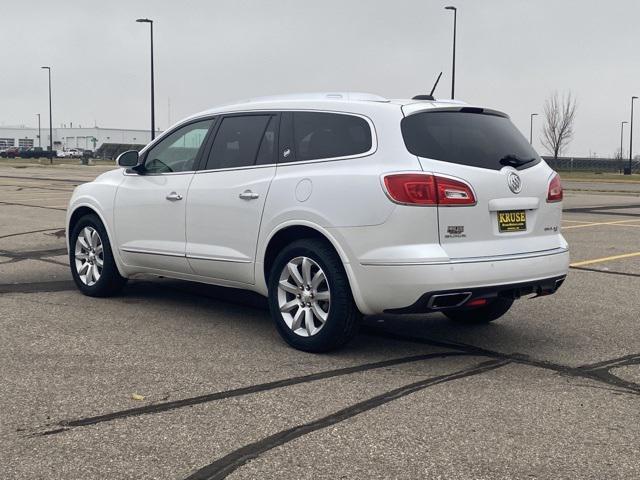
[166,192,183,201]
[239,190,260,200]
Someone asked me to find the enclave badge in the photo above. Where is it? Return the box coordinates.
[507,172,522,194]
[445,225,466,238]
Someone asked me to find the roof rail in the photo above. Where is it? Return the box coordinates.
[244,92,389,103]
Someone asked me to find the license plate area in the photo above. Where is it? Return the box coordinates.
[498,210,527,232]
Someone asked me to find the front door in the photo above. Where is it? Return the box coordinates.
[186,113,278,284]
[114,118,214,273]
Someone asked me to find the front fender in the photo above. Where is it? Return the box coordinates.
[66,175,127,277]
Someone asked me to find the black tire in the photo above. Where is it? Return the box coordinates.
[443,297,514,324]
[69,213,127,297]
[267,238,361,353]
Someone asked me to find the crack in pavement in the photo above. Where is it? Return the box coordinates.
[0,280,75,294]
[0,184,74,192]
[0,227,64,240]
[363,328,640,395]
[563,204,640,218]
[0,201,66,211]
[0,247,68,267]
[29,352,467,436]
[27,330,640,440]
[564,203,640,212]
[0,174,84,184]
[178,337,640,479]
[570,266,640,278]
[183,359,510,480]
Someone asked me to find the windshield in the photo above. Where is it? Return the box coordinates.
[401,110,541,171]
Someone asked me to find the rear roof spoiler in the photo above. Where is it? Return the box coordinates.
[401,103,509,119]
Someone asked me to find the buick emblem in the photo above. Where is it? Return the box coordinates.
[507,172,522,194]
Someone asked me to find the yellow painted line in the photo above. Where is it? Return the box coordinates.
[562,219,597,224]
[570,251,640,267]
[562,219,640,229]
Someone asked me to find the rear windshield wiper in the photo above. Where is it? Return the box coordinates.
[499,155,536,167]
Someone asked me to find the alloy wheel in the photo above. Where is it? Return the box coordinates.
[74,226,103,286]
[277,256,331,337]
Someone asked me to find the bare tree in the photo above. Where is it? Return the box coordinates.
[541,92,577,160]
[614,148,623,160]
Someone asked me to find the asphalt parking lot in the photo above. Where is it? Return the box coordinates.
[1,165,639,479]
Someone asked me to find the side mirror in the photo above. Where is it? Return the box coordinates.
[116,150,139,168]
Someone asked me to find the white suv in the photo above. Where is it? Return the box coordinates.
[66,92,569,352]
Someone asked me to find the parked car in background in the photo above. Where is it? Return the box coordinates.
[1,147,20,158]
[66,92,569,352]
[67,148,83,158]
[21,147,44,158]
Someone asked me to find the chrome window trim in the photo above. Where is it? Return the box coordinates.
[283,109,378,165]
[125,115,217,176]
[129,108,378,176]
[186,254,252,264]
[121,247,185,258]
[121,247,252,264]
[123,170,196,177]
[193,108,377,174]
[196,163,276,175]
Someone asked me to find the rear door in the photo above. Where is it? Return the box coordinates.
[401,107,563,259]
[185,113,279,284]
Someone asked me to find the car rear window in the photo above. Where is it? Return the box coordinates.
[401,110,541,170]
[292,112,372,162]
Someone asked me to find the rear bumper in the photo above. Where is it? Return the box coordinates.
[384,275,566,314]
[348,248,569,315]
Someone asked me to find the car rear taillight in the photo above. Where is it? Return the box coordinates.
[383,174,437,205]
[435,176,476,205]
[547,173,563,202]
[383,173,475,206]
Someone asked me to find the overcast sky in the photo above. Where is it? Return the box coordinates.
[2,0,638,157]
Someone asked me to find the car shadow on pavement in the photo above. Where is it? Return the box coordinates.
[120,277,543,359]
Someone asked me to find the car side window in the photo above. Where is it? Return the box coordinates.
[144,119,213,174]
[290,112,372,162]
[205,115,274,170]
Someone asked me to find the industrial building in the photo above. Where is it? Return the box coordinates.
[0,126,158,152]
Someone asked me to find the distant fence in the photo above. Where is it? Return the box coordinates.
[543,156,640,173]
[96,143,147,160]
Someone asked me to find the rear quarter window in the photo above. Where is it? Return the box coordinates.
[401,110,541,170]
[291,112,372,162]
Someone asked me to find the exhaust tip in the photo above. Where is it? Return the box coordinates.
[428,292,472,309]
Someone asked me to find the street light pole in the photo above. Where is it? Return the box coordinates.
[36,113,41,148]
[620,121,628,164]
[629,96,638,175]
[41,66,53,163]
[444,6,457,99]
[529,113,538,145]
[136,18,155,141]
